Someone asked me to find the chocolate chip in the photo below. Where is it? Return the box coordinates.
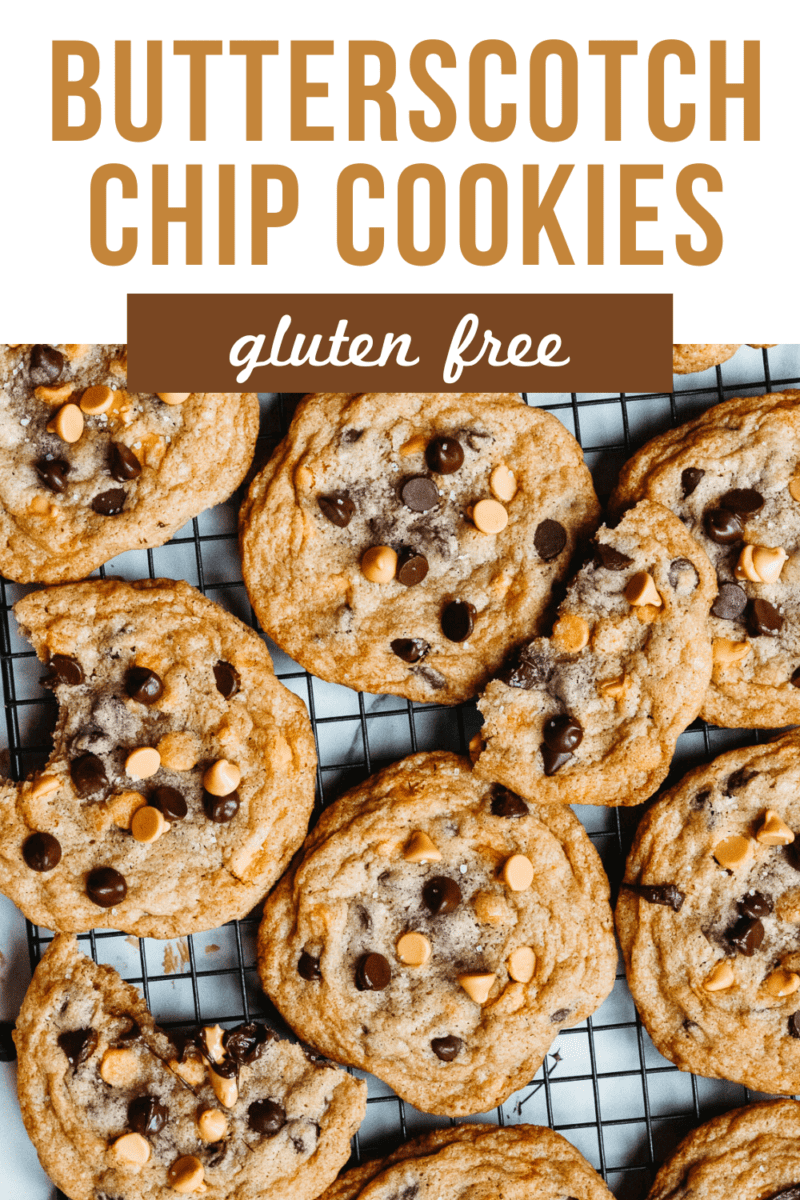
[727,916,765,956]
[748,598,783,637]
[490,788,529,818]
[764,1188,800,1200]
[593,542,633,570]
[534,519,567,562]
[91,488,126,515]
[391,638,429,663]
[342,428,363,444]
[70,752,108,796]
[214,660,240,699]
[426,436,464,474]
[725,767,757,794]
[298,952,321,981]
[422,876,461,915]
[711,582,747,621]
[499,648,552,690]
[36,457,70,493]
[0,1023,15,1063]
[355,953,391,991]
[128,1094,168,1136]
[691,789,712,810]
[209,1057,237,1079]
[317,494,355,527]
[225,1023,275,1066]
[396,548,429,587]
[739,891,773,919]
[413,665,447,690]
[169,1028,203,1061]
[623,883,685,911]
[543,715,583,754]
[86,866,127,908]
[400,475,439,512]
[109,443,142,482]
[704,508,743,545]
[441,599,475,642]
[203,790,240,823]
[668,558,699,591]
[681,467,704,497]
[152,786,187,821]
[550,1008,571,1023]
[118,1017,141,1041]
[790,1012,800,1039]
[719,488,764,516]
[431,1035,463,1062]
[42,654,84,687]
[541,746,572,775]
[125,666,164,705]
[22,832,61,872]
[792,667,800,688]
[58,1027,98,1067]
[248,1099,286,1135]
[30,344,65,385]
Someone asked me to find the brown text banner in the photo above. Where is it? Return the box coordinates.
[127,293,672,393]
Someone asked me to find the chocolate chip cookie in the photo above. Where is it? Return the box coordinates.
[618,732,800,1095]
[239,392,599,703]
[672,344,775,374]
[0,578,316,937]
[611,390,800,727]
[472,500,715,807]
[645,1099,800,1200]
[257,751,616,1117]
[0,344,259,583]
[13,934,366,1200]
[319,1124,614,1200]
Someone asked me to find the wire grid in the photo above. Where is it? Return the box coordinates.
[2,353,800,1200]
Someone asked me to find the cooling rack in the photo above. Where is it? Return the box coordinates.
[2,347,800,1200]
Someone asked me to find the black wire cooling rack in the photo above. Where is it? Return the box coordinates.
[2,352,800,1200]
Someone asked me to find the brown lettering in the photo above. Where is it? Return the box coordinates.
[409,41,456,142]
[229,41,279,141]
[469,40,516,142]
[398,165,446,266]
[588,41,638,140]
[710,41,760,140]
[90,164,137,266]
[648,41,695,142]
[152,164,203,264]
[337,165,384,265]
[676,164,723,266]
[173,41,223,141]
[290,41,334,141]
[529,41,578,142]
[251,166,299,265]
[620,165,663,265]
[522,164,575,265]
[52,41,101,140]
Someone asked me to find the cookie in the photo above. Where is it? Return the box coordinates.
[0,578,316,937]
[618,732,800,1095]
[319,1124,614,1200]
[257,751,616,1117]
[0,344,259,583]
[645,1099,800,1200]
[239,391,599,703]
[611,390,800,727]
[13,934,366,1200]
[672,344,775,374]
[472,500,715,807]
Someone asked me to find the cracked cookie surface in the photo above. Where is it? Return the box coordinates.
[0,344,259,582]
[0,578,316,937]
[14,935,365,1200]
[257,752,616,1117]
[239,392,599,703]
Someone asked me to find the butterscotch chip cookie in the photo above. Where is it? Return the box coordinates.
[472,500,715,806]
[239,392,599,703]
[617,732,800,1095]
[257,752,616,1117]
[0,344,259,582]
[13,935,366,1200]
[611,390,800,727]
[0,578,316,937]
[645,1099,800,1200]
[672,343,776,374]
[319,1124,614,1200]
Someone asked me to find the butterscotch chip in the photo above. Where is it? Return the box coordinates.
[202,1024,226,1063]
[713,638,751,665]
[80,385,115,415]
[170,1057,206,1087]
[167,1155,205,1193]
[100,1047,141,1087]
[625,571,663,608]
[35,383,74,404]
[757,809,795,846]
[125,746,161,780]
[502,854,534,892]
[473,498,508,535]
[197,1107,228,1143]
[735,544,760,583]
[507,946,536,983]
[108,790,148,830]
[403,831,442,862]
[203,758,241,796]
[47,403,84,444]
[764,968,800,998]
[777,888,800,923]
[209,1064,238,1108]
[157,393,191,405]
[703,960,735,992]
[552,613,590,653]
[752,545,787,583]
[29,495,52,515]
[396,931,432,967]
[598,673,631,701]
[490,464,517,502]
[361,545,397,583]
[473,891,513,925]
[400,434,427,456]
[131,805,170,844]
[789,477,800,502]
[28,775,61,800]
[457,973,496,1005]
[157,730,200,771]
[713,834,754,869]
[111,1131,151,1165]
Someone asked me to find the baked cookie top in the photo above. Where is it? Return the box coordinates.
[239,392,599,704]
[473,500,715,806]
[611,390,800,727]
[0,344,259,583]
[672,344,775,374]
[618,733,800,1096]
[13,935,366,1200]
[0,578,316,937]
[645,1099,800,1200]
[320,1124,614,1200]
[257,752,616,1118]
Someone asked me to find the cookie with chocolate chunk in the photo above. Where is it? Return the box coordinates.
[0,344,259,582]
[319,1124,614,1200]
[472,500,715,807]
[645,1099,800,1200]
[618,732,800,1095]
[13,934,365,1200]
[611,390,800,727]
[0,578,316,937]
[239,392,599,703]
[672,344,775,374]
[257,751,616,1117]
